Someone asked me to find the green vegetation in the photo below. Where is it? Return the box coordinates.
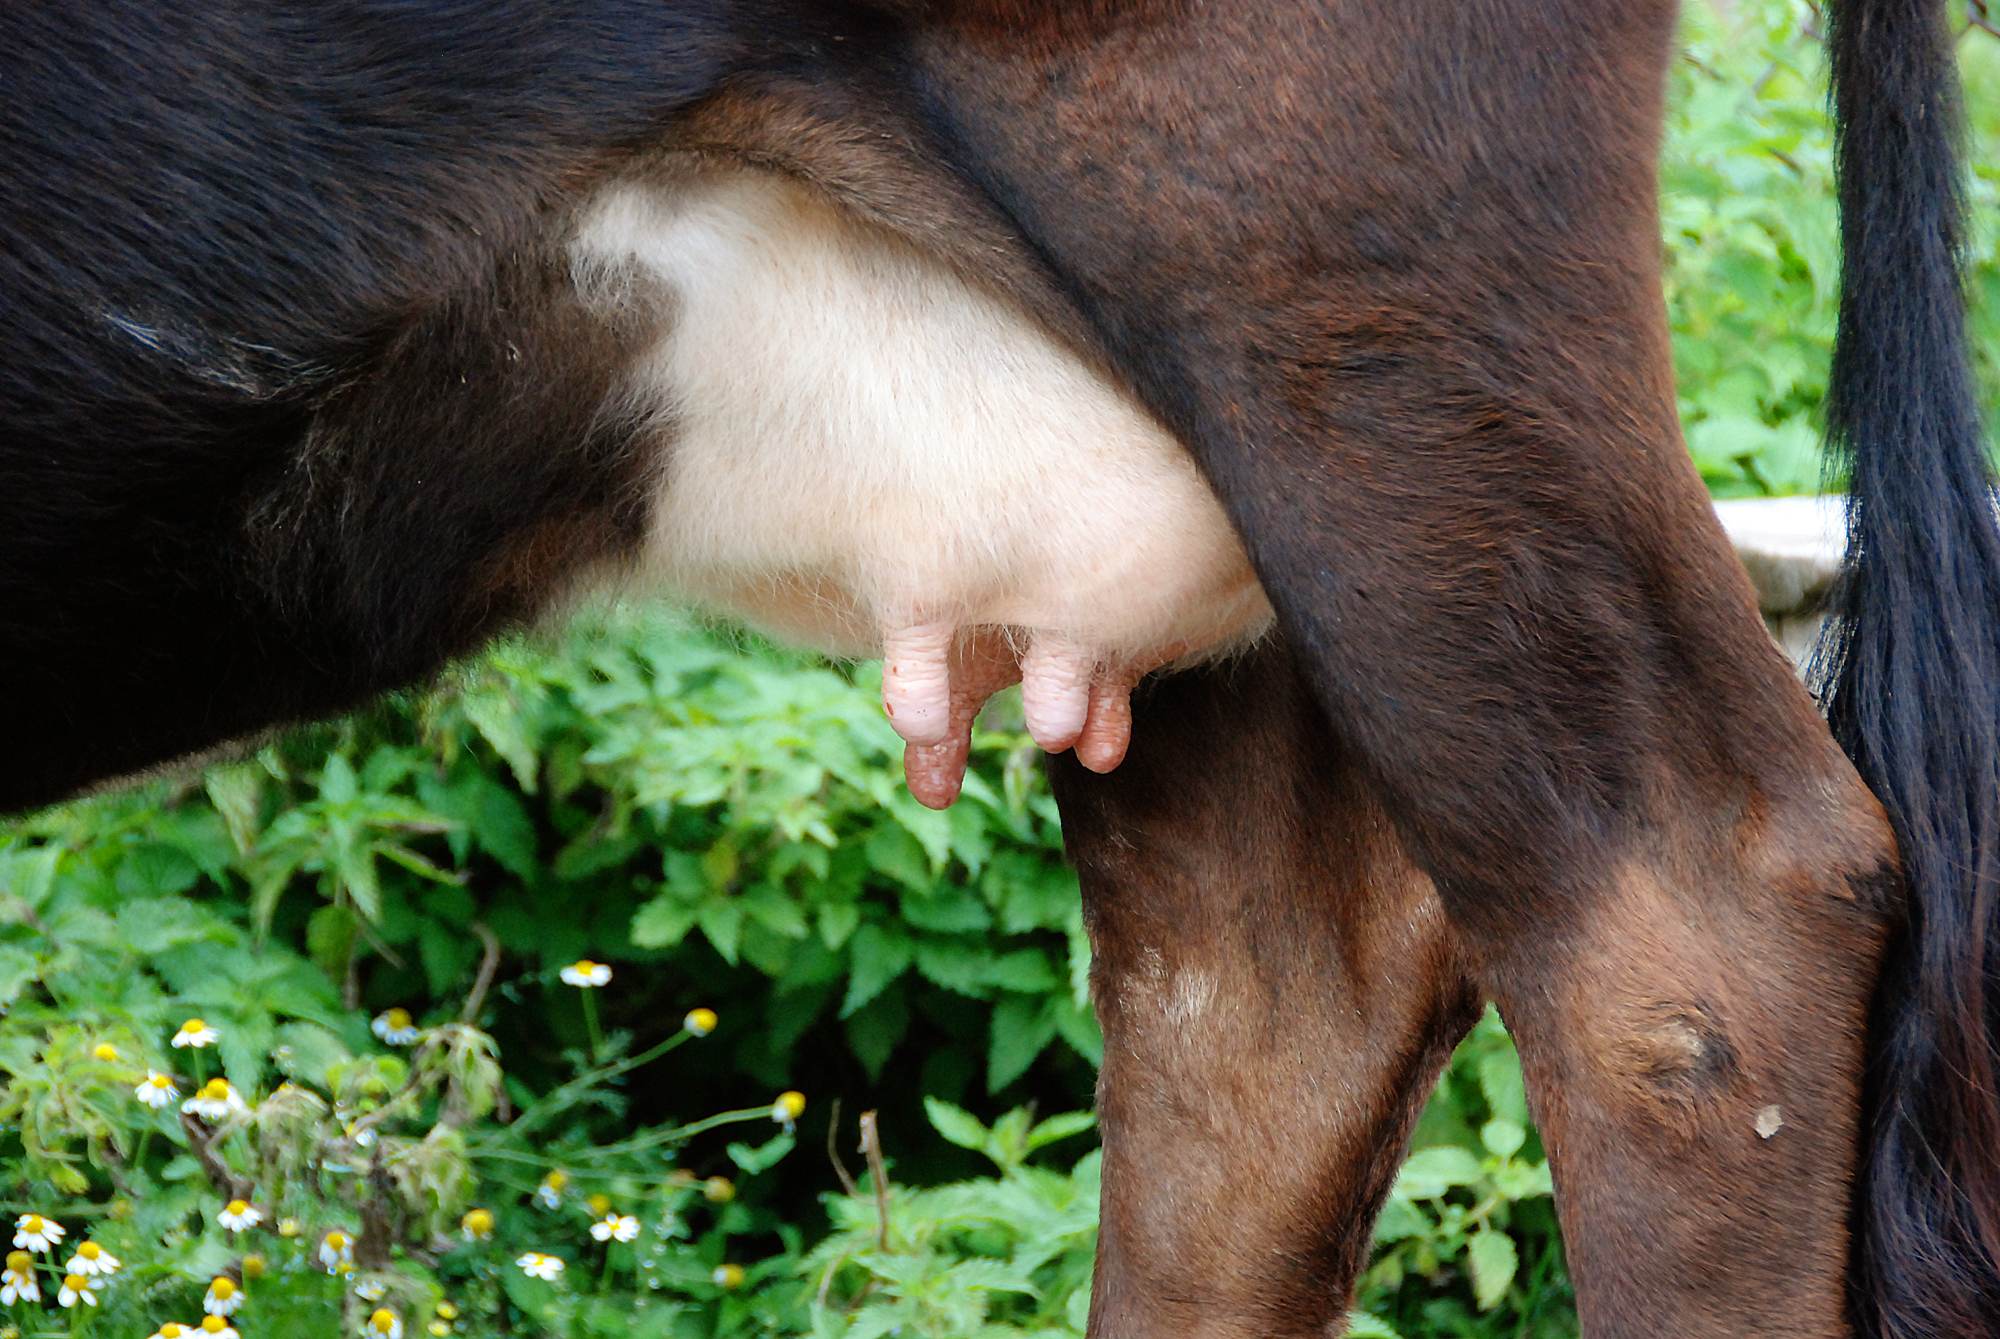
[1666,0,2000,496]
[0,5,1996,1339]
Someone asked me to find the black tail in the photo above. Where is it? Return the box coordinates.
[1815,2,2000,1335]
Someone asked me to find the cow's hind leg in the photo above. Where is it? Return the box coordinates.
[1048,639,1480,1339]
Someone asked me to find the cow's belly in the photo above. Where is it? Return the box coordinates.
[569,166,1271,802]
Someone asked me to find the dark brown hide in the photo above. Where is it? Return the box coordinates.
[896,2,1901,1333]
[1051,641,1480,1339]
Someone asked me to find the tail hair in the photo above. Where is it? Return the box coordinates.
[1814,2,2000,1335]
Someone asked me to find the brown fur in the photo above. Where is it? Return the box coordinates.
[1051,641,1481,1339]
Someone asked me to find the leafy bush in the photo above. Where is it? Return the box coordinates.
[0,814,811,1339]
[802,1101,1099,1339]
[1663,0,2000,496]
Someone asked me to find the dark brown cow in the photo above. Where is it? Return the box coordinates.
[1,2,1992,1336]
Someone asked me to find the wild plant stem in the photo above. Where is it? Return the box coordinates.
[580,991,603,1066]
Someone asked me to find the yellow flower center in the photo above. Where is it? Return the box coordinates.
[201,1078,230,1099]
[384,1008,410,1028]
[543,1171,566,1191]
[775,1090,806,1120]
[210,1278,235,1299]
[461,1209,492,1235]
[435,1303,459,1320]
[371,1308,397,1333]
[225,1200,249,1215]
[77,1243,99,1260]
[326,1232,348,1250]
[183,1019,205,1033]
[19,1217,42,1233]
[587,1193,610,1215]
[241,1255,265,1279]
[91,1043,117,1061]
[5,1251,28,1271]
[685,1007,718,1035]
[203,1319,230,1335]
[62,1274,84,1289]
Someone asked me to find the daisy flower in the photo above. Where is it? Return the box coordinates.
[172,1019,219,1049]
[535,1170,566,1209]
[182,1078,246,1120]
[1,1251,39,1304]
[558,960,611,988]
[590,1213,639,1243]
[371,1008,419,1046]
[57,1273,96,1308]
[684,1007,717,1036]
[516,1252,564,1281]
[429,1325,451,1337]
[146,1325,196,1339]
[713,1263,745,1289]
[459,1208,493,1241]
[217,1200,261,1231]
[367,1307,403,1339]
[135,1070,180,1109]
[198,1318,239,1339]
[317,1230,354,1272]
[772,1090,806,1131]
[355,1278,387,1302]
[65,1240,119,1276]
[240,1256,264,1280]
[203,1276,243,1316]
[14,1214,64,1252]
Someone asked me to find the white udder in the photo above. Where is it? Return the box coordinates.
[569,167,1272,804]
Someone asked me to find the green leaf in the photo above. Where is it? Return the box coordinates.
[1480,1118,1527,1158]
[319,753,359,804]
[817,900,861,950]
[925,1097,991,1152]
[114,842,202,898]
[698,899,745,965]
[988,993,1058,1094]
[898,888,992,934]
[1344,1314,1403,1339]
[1478,1046,1530,1126]
[116,899,227,954]
[843,986,909,1081]
[306,903,360,983]
[1026,1110,1097,1153]
[740,883,809,938]
[1371,1196,1430,1244]
[840,924,914,1018]
[0,947,40,1008]
[726,1132,796,1175]
[914,938,992,999]
[862,826,931,891]
[1468,1228,1519,1310]
[1393,1146,1485,1198]
[630,894,701,950]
